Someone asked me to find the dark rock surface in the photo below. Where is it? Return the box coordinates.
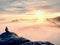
[0,27,54,45]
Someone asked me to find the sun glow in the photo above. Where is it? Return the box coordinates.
[35,11,46,24]
[35,11,45,18]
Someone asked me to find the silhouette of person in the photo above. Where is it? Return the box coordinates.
[5,27,9,32]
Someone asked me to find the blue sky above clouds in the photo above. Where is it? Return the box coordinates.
[0,0,60,14]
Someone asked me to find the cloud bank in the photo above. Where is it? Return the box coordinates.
[0,0,60,14]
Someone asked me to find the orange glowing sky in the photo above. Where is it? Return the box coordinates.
[0,10,60,45]
[0,0,60,45]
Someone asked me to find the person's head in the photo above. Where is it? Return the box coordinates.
[5,27,9,32]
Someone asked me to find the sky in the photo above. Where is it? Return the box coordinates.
[0,0,60,14]
[0,0,60,45]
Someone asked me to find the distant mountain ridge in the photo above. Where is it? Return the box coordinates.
[0,27,54,45]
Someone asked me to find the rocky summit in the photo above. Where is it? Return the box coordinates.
[0,27,54,45]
